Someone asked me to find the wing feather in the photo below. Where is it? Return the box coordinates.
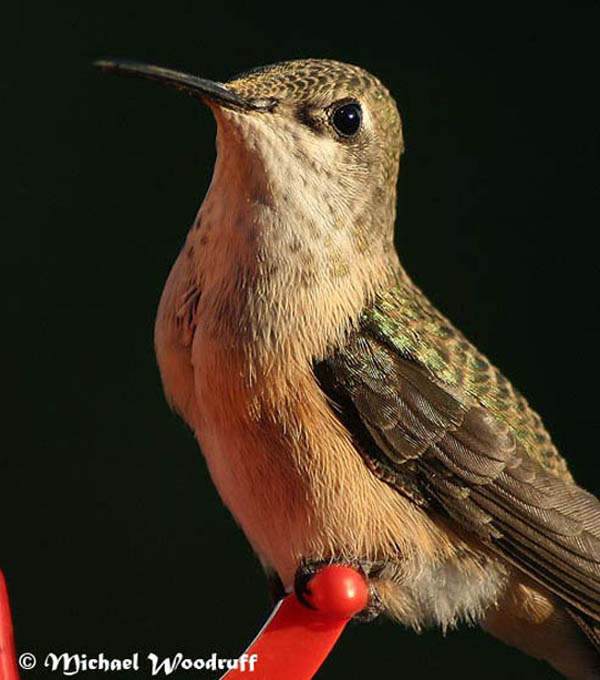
[315,324,600,630]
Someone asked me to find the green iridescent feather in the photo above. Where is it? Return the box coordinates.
[360,271,571,480]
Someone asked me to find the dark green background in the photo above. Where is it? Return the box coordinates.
[4,3,599,678]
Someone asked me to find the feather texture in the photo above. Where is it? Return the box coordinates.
[315,274,600,650]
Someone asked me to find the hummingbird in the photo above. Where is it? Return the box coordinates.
[97,58,600,678]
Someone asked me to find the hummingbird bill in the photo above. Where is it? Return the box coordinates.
[97,58,600,678]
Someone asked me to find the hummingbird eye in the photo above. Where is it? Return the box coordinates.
[330,101,362,137]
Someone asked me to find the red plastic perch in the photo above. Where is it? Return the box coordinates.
[0,565,367,680]
[221,565,369,680]
[0,570,20,680]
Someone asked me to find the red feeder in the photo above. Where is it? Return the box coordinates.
[221,565,368,680]
[0,571,20,680]
[0,565,368,680]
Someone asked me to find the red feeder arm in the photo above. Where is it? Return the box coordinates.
[221,565,369,680]
[0,565,368,680]
[0,571,20,680]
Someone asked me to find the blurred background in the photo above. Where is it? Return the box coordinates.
[4,2,599,678]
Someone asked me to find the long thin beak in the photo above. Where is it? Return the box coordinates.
[94,59,276,112]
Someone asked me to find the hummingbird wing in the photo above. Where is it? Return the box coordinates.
[314,281,600,640]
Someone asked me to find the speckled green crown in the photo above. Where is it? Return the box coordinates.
[227,59,403,161]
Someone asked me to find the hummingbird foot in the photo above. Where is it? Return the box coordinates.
[294,559,333,610]
[293,559,384,621]
[353,583,384,622]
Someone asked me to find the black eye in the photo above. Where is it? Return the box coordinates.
[331,102,362,137]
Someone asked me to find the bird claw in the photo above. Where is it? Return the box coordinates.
[353,584,383,622]
[294,559,332,610]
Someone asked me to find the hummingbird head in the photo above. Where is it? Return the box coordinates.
[222,59,403,252]
[97,58,404,356]
[224,58,404,205]
[96,57,403,251]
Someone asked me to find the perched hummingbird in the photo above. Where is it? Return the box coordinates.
[97,58,600,678]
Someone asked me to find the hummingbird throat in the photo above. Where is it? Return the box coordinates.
[189,108,399,363]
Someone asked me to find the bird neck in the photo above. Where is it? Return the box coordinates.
[189,120,400,371]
